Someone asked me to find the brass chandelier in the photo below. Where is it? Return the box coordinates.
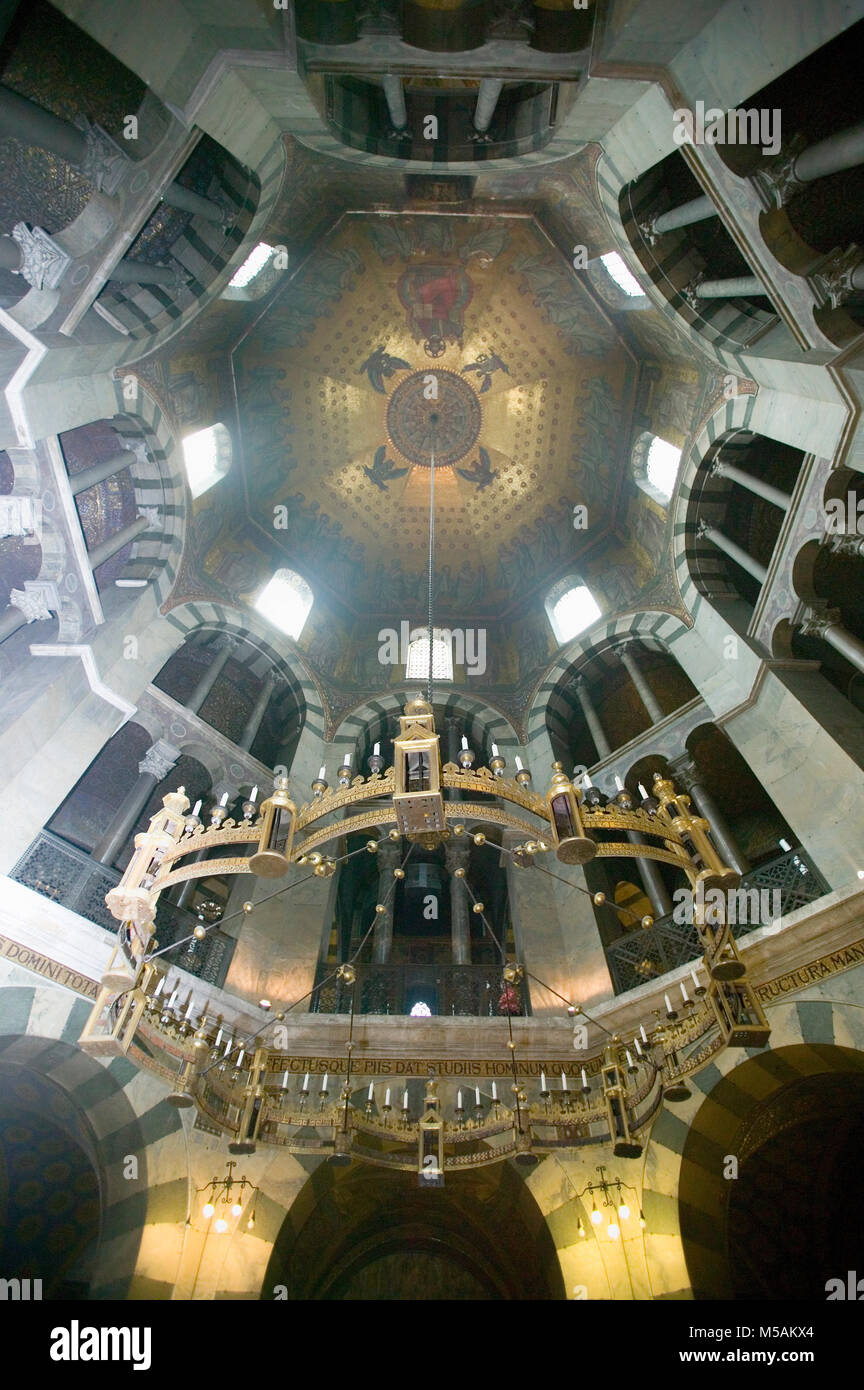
[79,415,769,1172]
[78,700,770,1171]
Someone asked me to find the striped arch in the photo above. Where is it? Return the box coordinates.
[595,152,774,368]
[0,971,185,1300]
[641,995,864,1300]
[526,610,691,752]
[107,376,187,606]
[108,134,286,363]
[671,391,759,615]
[163,599,325,741]
[329,688,520,753]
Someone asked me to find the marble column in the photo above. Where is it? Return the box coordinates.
[70,450,134,497]
[187,636,237,716]
[474,79,504,133]
[794,121,864,186]
[710,458,791,511]
[690,274,765,299]
[105,258,186,288]
[87,514,151,572]
[382,75,407,130]
[618,644,665,724]
[444,840,472,966]
[0,580,59,643]
[572,676,611,761]
[642,195,716,241]
[670,757,750,877]
[92,739,180,866]
[0,82,225,216]
[696,519,768,585]
[626,830,673,918]
[238,671,277,753]
[371,839,402,965]
[799,607,864,678]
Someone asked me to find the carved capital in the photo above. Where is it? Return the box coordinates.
[137,506,162,532]
[0,496,41,541]
[809,243,864,310]
[826,533,864,558]
[681,275,704,312]
[75,116,131,196]
[139,739,180,782]
[10,579,59,623]
[11,222,71,291]
[798,603,841,640]
[751,132,808,210]
[638,218,660,247]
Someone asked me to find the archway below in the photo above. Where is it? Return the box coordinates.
[263,1160,566,1301]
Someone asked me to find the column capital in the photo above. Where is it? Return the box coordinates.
[826,533,864,558]
[138,740,181,782]
[752,132,808,210]
[666,755,698,791]
[11,222,71,290]
[137,506,161,532]
[74,115,130,196]
[10,579,59,623]
[444,840,471,873]
[376,837,402,869]
[798,603,842,640]
[809,243,864,310]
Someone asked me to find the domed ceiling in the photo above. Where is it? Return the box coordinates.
[232,211,639,618]
[135,138,724,716]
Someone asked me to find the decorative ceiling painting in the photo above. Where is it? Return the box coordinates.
[232,211,640,619]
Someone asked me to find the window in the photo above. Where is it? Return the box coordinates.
[406,630,454,682]
[632,431,682,506]
[600,251,644,298]
[409,1001,432,1018]
[182,424,232,499]
[228,242,276,289]
[548,585,601,645]
[254,568,313,640]
[645,436,681,502]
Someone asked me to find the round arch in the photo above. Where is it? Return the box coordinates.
[330,687,520,754]
[261,1159,566,1301]
[642,997,864,1300]
[525,610,692,753]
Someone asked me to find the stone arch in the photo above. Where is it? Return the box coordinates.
[0,975,185,1299]
[261,1159,566,1300]
[671,392,760,614]
[162,600,324,742]
[641,997,864,1300]
[105,376,187,605]
[526,610,692,755]
[105,134,287,364]
[330,688,520,756]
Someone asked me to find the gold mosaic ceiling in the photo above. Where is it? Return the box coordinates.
[234,213,638,614]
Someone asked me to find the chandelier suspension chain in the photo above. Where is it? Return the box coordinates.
[426,432,436,706]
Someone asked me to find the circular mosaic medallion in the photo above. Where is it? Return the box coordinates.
[386,369,481,469]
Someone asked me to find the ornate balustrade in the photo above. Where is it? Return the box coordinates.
[9,829,235,987]
[605,847,830,994]
[311,960,529,1017]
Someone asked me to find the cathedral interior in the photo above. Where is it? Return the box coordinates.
[1,0,864,1308]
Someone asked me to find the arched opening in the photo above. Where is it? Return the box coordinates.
[686,429,803,614]
[262,1161,566,1300]
[619,147,780,351]
[0,1058,101,1299]
[547,639,699,772]
[678,1044,864,1300]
